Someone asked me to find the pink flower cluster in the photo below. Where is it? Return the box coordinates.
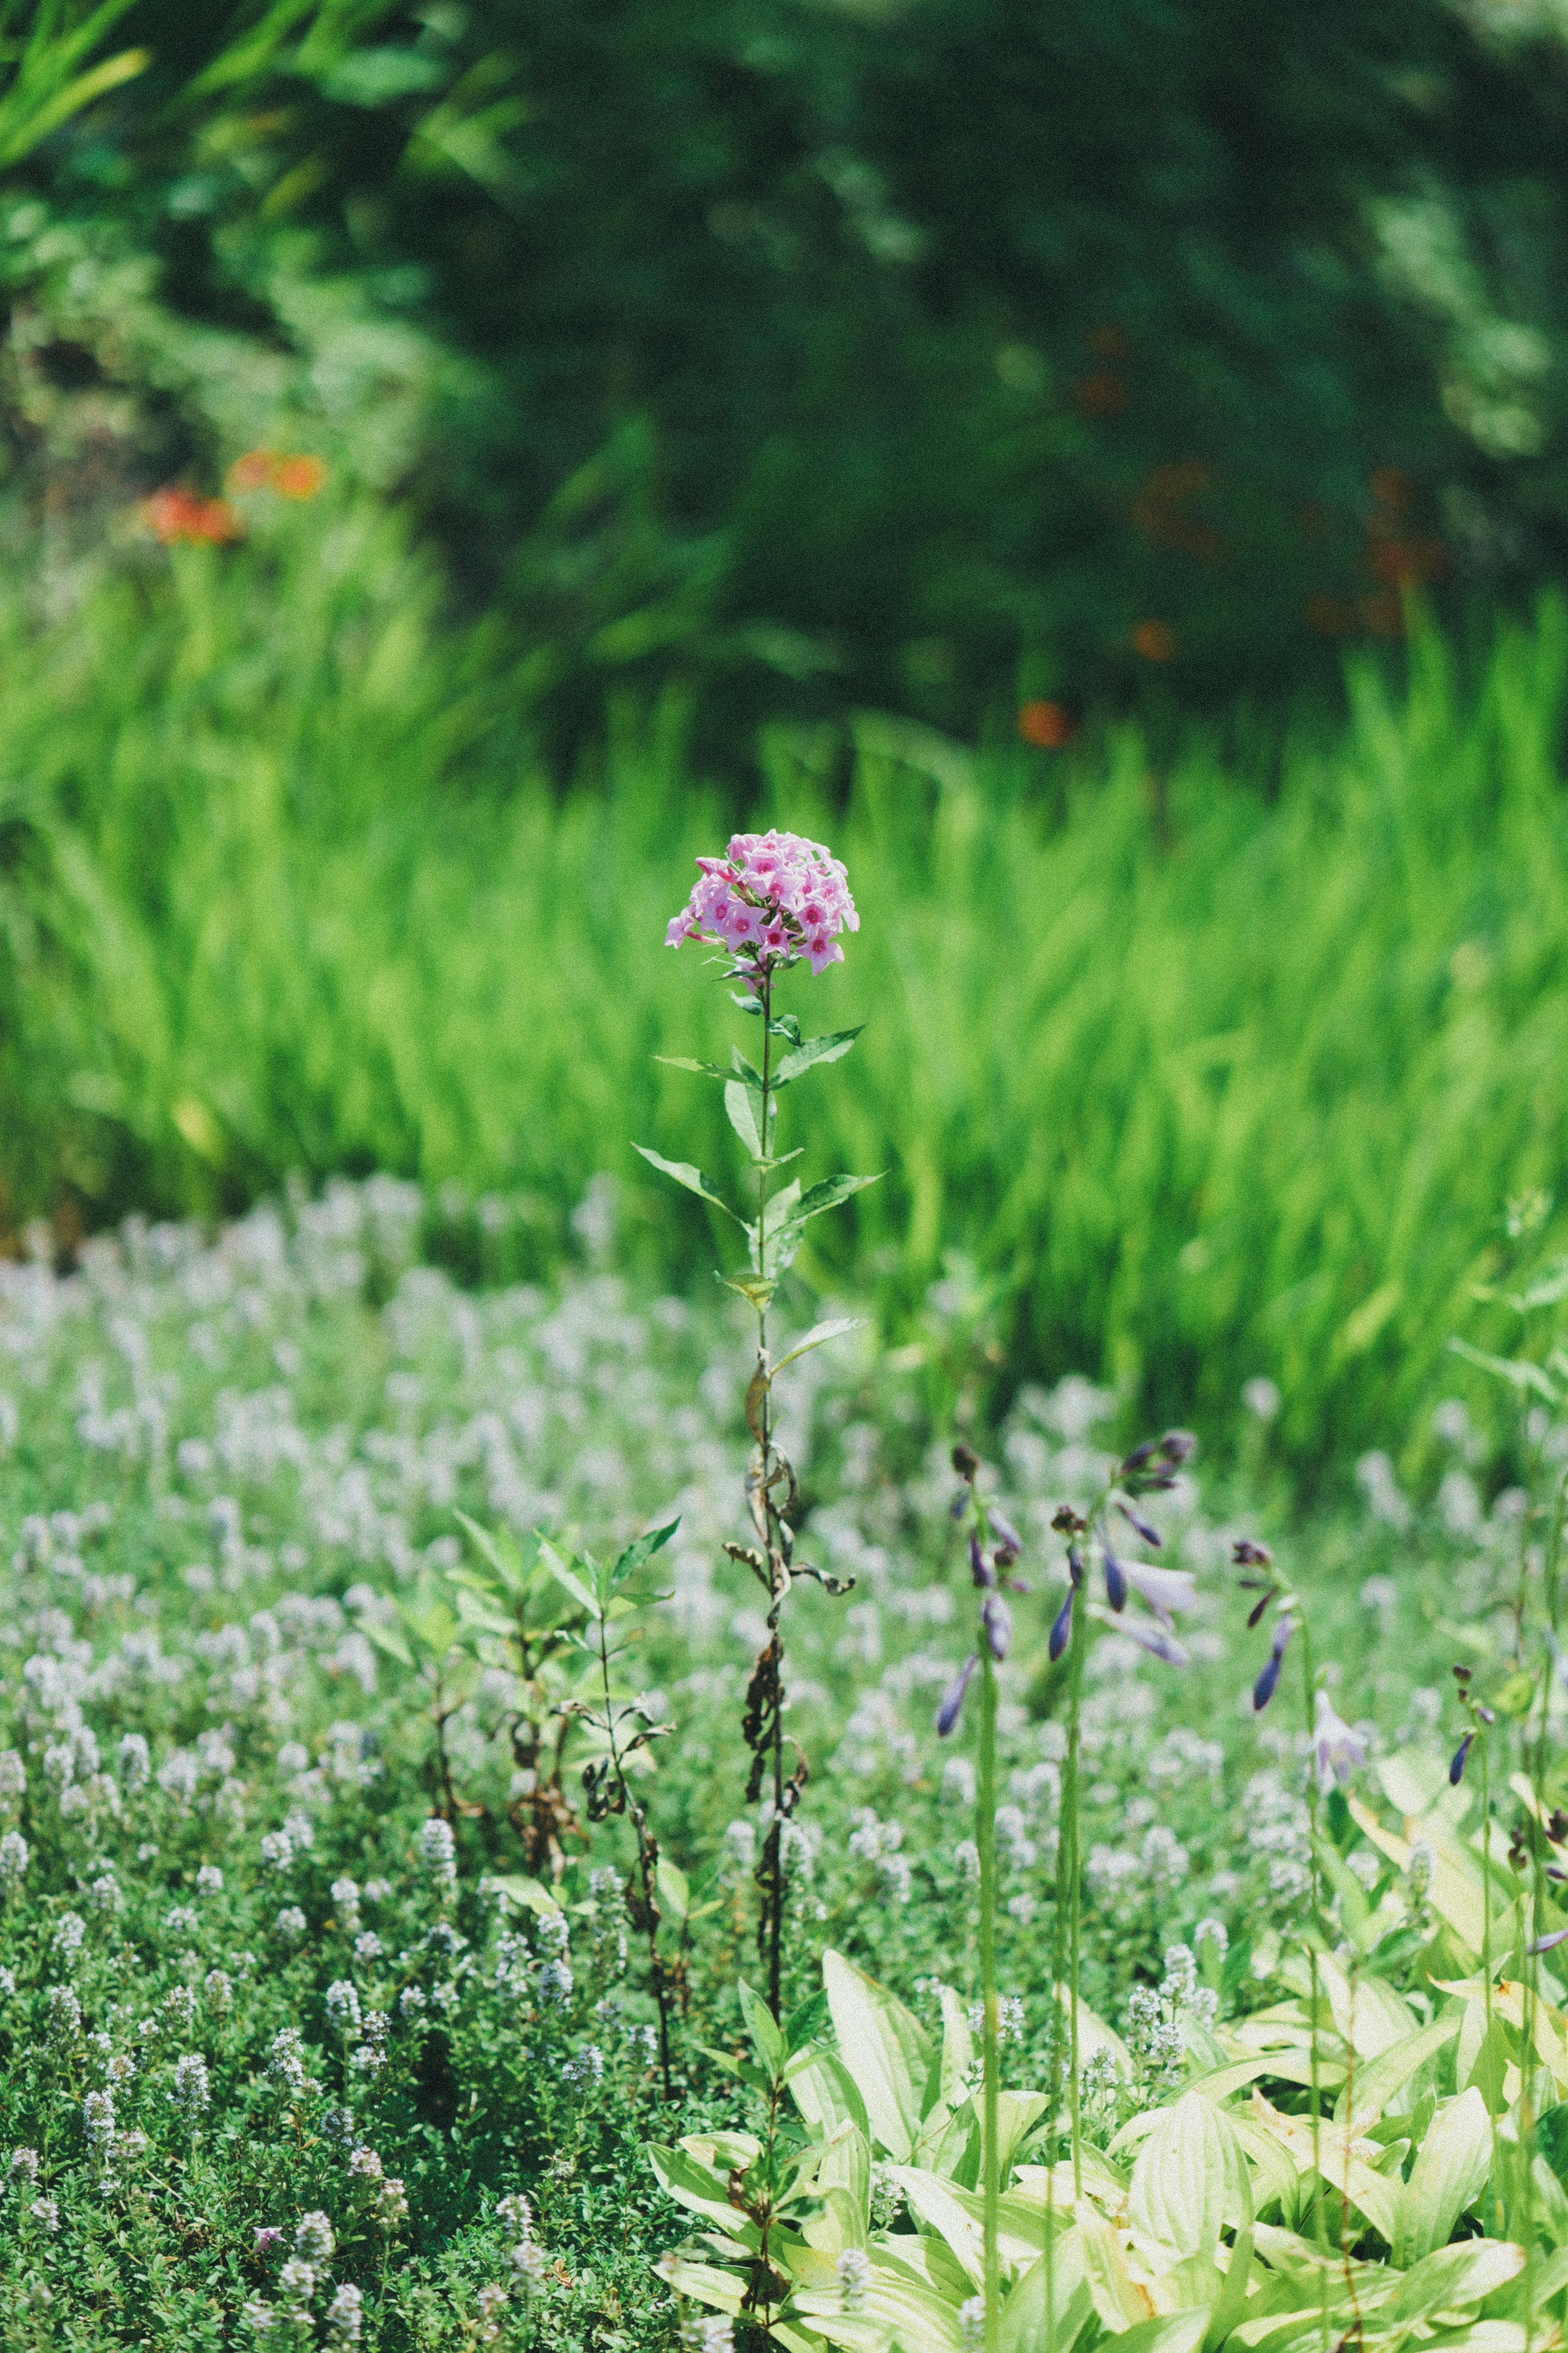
[665,829,858,976]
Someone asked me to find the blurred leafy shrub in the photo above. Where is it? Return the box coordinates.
[10,0,1568,746]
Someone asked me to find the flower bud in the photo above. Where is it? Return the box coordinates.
[968,1532,994,1589]
[1049,1590,1074,1663]
[1115,1500,1163,1549]
[1252,1617,1292,1712]
[1102,1542,1127,1613]
[936,1656,977,1738]
[1120,1438,1159,1472]
[1449,1729,1474,1786]
[951,1443,979,1481]
[1159,1430,1196,1464]
[1232,1538,1272,1567]
[982,1594,1011,1663]
[989,1510,1022,1563]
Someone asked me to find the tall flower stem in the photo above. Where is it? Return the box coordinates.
[1297,1617,1332,2353]
[753,968,790,2021]
[977,1639,1001,2352]
[1064,1587,1087,2199]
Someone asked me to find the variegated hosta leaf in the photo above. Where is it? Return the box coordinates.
[822,1948,930,2163]
[1127,2091,1248,2267]
[1395,2084,1494,2264]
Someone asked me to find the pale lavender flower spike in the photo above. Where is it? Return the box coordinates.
[665,829,859,977]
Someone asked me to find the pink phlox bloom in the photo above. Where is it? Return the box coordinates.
[667,826,857,970]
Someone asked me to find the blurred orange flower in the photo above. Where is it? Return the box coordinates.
[1072,370,1129,416]
[141,488,243,546]
[227,450,329,499]
[1131,619,1177,662]
[1017,699,1077,747]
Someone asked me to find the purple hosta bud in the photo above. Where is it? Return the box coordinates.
[989,1510,1022,1563]
[1049,1589,1074,1663]
[1450,1729,1475,1786]
[1312,1691,1368,1787]
[1232,1538,1273,1568]
[1067,1543,1085,1588]
[1120,1438,1160,1472]
[949,1489,969,1520]
[1253,1616,1293,1712]
[1119,1617,1190,1668]
[1001,1572,1032,1594]
[1160,1430,1196,1464]
[1530,1927,1568,1955]
[951,1443,979,1481]
[968,1532,993,1589]
[1114,1500,1163,1549]
[936,1656,977,1738]
[982,1594,1011,1664]
[1102,1541,1128,1613]
[1245,1588,1276,1629]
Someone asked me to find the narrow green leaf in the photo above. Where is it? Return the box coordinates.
[632,1145,744,1225]
[360,1618,413,1668]
[1448,1336,1560,1403]
[653,1055,731,1078]
[772,1316,864,1374]
[822,1949,930,2162]
[739,1978,786,2074]
[1396,2084,1493,2262]
[772,1027,865,1086]
[485,1873,562,1918]
[655,1856,690,1921]
[1391,2238,1525,2322]
[793,1172,884,1222]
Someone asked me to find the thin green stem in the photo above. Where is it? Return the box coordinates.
[1298,1616,1330,2353]
[978,1640,1001,2352]
[1065,1584,1087,2199]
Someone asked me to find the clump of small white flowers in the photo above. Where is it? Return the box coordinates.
[53,1911,86,1957]
[196,1864,224,1895]
[325,1980,361,2035]
[278,2257,318,2314]
[953,1838,980,1881]
[420,1816,457,1893]
[83,2091,116,2150]
[47,1984,81,2041]
[295,2210,335,2264]
[164,1905,199,1936]
[837,2246,871,2313]
[89,1873,122,1913]
[323,2284,363,2347]
[869,2163,902,2230]
[259,1831,293,1873]
[267,2026,314,2094]
[364,1878,392,1903]
[275,1906,307,1943]
[475,2283,508,2343]
[118,1734,151,1789]
[29,2196,59,2233]
[204,1969,233,2013]
[0,1828,29,1889]
[537,1957,573,2004]
[0,1750,25,1810]
[682,2322,733,2353]
[171,2054,210,2119]
[967,1994,1025,2046]
[1193,1916,1229,1962]
[399,1984,426,2016]
[330,1877,361,1931]
[10,2146,39,2185]
[959,2294,986,2349]
[354,1931,383,1963]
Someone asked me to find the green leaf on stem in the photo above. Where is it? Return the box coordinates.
[633,1145,744,1225]
[794,1172,884,1220]
[538,1538,601,1621]
[768,1013,802,1046]
[608,1519,680,1588]
[772,1316,863,1374]
[738,1978,787,2074]
[723,1079,764,1159]
[486,1873,562,1918]
[772,1027,865,1086]
[653,1055,732,1079]
[720,1273,776,1312]
[655,1856,690,1921]
[360,1619,414,1668]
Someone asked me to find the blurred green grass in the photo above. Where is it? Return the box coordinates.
[2,495,1566,1472]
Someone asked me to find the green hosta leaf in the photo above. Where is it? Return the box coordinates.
[772,1027,865,1086]
[1396,2084,1493,2263]
[788,2048,870,2141]
[1127,2091,1240,2266]
[647,2143,763,2250]
[822,1949,930,2163]
[786,1990,831,2053]
[793,2258,967,2351]
[891,2167,983,2287]
[1337,2011,1461,2124]
[1392,2238,1526,2323]
[1000,2238,1093,2353]
[724,1079,764,1158]
[633,1145,744,1225]
[1448,1336,1560,1403]
[773,1317,864,1374]
[1078,2209,1154,2331]
[1107,2314,1213,2353]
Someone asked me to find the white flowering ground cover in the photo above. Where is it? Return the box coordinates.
[0,1177,1543,2351]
